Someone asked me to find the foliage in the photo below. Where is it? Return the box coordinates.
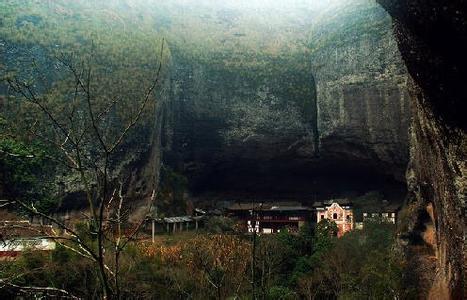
[0,134,58,212]
[0,220,412,299]
[297,219,406,299]
[0,246,98,298]
[1,1,170,297]
[267,286,297,300]
[204,216,235,233]
[183,234,251,299]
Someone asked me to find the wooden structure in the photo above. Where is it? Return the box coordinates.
[226,202,313,234]
[147,215,204,242]
[355,203,401,229]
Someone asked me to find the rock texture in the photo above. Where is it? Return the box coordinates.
[311,0,410,182]
[123,65,172,200]
[164,54,317,196]
[163,0,411,199]
[377,0,466,298]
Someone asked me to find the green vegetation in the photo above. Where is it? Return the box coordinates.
[0,118,58,212]
[0,219,411,299]
[1,2,171,298]
[0,1,412,299]
[0,0,170,201]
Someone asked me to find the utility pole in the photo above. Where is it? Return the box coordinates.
[251,204,256,300]
[151,219,155,243]
[152,206,158,243]
[251,202,262,300]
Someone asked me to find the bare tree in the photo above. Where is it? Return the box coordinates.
[1,38,166,299]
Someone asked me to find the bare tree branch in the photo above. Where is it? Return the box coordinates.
[0,281,81,300]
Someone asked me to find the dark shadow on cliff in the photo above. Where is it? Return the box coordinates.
[188,156,406,202]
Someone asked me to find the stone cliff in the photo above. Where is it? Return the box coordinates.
[311,0,410,182]
[163,0,410,199]
[378,0,466,298]
[163,52,317,196]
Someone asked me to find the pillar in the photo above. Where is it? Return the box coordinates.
[151,219,155,243]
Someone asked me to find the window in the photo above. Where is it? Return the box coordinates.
[333,213,338,220]
[320,214,324,220]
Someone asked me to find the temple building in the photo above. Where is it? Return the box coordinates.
[313,199,354,237]
[355,202,401,229]
[226,202,313,234]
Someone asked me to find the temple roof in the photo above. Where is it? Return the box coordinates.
[227,202,311,211]
[361,203,401,213]
[312,198,352,208]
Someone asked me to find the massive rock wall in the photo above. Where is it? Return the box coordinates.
[163,0,410,199]
[164,53,317,195]
[311,0,410,181]
[123,63,172,201]
[377,0,466,298]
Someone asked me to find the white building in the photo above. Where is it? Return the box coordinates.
[0,221,56,259]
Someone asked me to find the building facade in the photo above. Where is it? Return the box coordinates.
[313,199,354,237]
[226,202,312,234]
[0,221,56,259]
[356,203,400,229]
[227,199,399,237]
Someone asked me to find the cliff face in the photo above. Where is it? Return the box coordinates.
[0,1,174,208]
[122,65,172,201]
[311,0,410,182]
[164,0,410,198]
[164,54,317,196]
[377,0,466,298]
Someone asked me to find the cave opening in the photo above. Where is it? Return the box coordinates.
[162,0,410,205]
[186,155,407,203]
[1,0,465,298]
